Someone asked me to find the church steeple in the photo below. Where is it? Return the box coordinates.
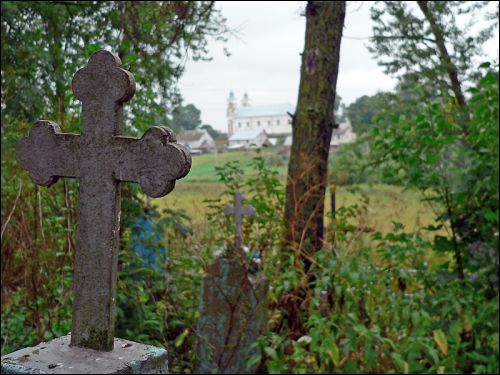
[241,92,250,107]
[227,90,238,136]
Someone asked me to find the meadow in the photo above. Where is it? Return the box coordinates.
[155,149,439,234]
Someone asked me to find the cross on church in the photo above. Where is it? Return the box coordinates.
[16,50,192,352]
[223,192,256,252]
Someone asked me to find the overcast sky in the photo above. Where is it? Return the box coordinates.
[178,1,499,132]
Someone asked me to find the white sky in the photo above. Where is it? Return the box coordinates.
[178,1,499,132]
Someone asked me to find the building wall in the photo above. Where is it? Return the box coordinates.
[197,133,217,152]
[232,114,292,135]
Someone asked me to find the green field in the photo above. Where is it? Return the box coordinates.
[153,150,441,235]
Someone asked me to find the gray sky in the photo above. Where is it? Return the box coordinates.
[178,1,498,132]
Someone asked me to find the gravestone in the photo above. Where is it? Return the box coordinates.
[223,192,256,253]
[196,192,268,374]
[1,50,191,374]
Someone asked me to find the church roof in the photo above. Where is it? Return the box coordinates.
[229,129,267,141]
[235,104,294,118]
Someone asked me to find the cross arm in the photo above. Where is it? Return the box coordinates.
[16,120,80,186]
[223,206,235,215]
[114,126,192,198]
[241,206,256,216]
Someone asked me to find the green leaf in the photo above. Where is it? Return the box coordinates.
[264,347,278,360]
[246,353,262,370]
[433,329,448,357]
[425,344,440,365]
[434,236,454,252]
[484,209,498,223]
[174,329,189,348]
[326,342,340,367]
[86,44,101,57]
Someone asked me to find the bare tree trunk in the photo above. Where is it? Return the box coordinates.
[416,1,467,109]
[282,1,345,271]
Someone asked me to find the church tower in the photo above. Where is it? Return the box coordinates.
[241,92,250,107]
[227,90,237,136]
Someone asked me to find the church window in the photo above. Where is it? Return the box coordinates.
[268,120,271,125]
[257,121,261,126]
[277,119,280,125]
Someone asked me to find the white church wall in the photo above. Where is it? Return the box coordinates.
[234,114,292,135]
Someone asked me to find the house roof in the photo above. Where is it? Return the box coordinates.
[177,129,208,142]
[229,129,267,141]
[235,104,294,118]
[332,118,353,136]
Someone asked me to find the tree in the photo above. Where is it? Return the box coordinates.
[282,1,345,267]
[370,65,499,281]
[1,1,228,133]
[200,124,227,141]
[170,104,202,132]
[344,92,394,134]
[345,76,432,135]
[369,1,498,108]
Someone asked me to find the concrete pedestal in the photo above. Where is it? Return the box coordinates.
[1,335,168,374]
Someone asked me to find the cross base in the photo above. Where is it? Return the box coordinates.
[1,335,168,374]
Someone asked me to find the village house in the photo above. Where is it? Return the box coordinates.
[282,118,357,152]
[228,129,271,150]
[177,129,217,154]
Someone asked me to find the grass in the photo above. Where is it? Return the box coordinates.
[152,149,441,235]
[182,149,288,183]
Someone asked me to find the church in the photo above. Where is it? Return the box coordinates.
[226,91,357,147]
[227,91,294,139]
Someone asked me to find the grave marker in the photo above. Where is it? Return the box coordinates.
[196,192,267,374]
[223,192,256,252]
[3,49,190,374]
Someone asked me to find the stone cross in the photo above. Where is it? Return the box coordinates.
[223,192,256,252]
[16,50,192,352]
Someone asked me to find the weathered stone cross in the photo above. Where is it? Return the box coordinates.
[16,50,192,351]
[223,192,256,252]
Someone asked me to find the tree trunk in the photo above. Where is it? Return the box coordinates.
[416,1,467,109]
[282,1,345,270]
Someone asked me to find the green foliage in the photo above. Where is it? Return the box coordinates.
[116,204,202,372]
[255,211,499,374]
[1,3,499,374]
[201,153,499,374]
[169,103,203,132]
[1,121,75,354]
[371,66,499,281]
[2,143,498,373]
[1,1,228,132]
[344,92,394,135]
[204,151,285,259]
[369,1,498,102]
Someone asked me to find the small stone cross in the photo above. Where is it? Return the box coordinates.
[16,50,192,351]
[223,192,256,252]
